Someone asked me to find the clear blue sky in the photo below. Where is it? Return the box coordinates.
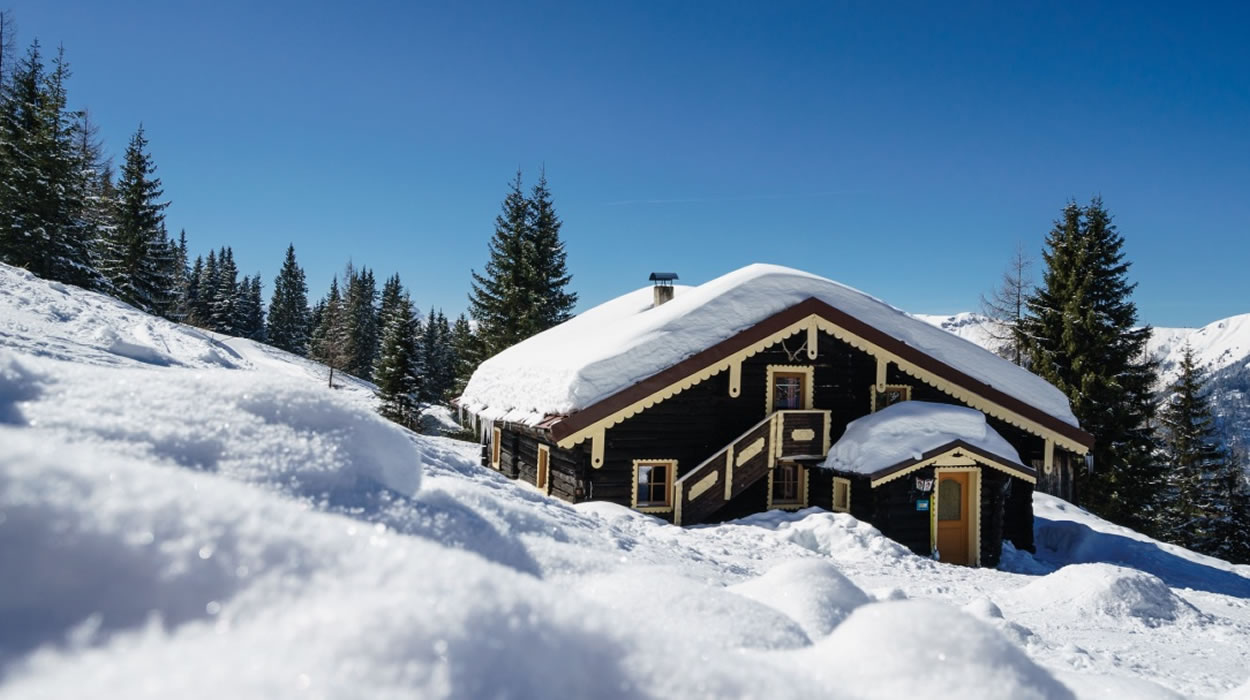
[10,1,1249,328]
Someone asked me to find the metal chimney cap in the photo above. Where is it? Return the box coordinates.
[648,272,679,283]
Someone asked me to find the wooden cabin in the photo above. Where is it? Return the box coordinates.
[458,264,1093,567]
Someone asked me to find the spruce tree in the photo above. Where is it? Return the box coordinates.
[468,170,534,358]
[100,125,171,312]
[468,169,577,362]
[1158,344,1229,549]
[449,313,479,399]
[374,291,423,429]
[185,255,203,326]
[209,246,238,334]
[311,277,351,387]
[1018,198,1160,530]
[525,168,577,329]
[266,244,311,354]
[343,265,378,380]
[233,274,264,340]
[193,249,218,327]
[0,42,102,289]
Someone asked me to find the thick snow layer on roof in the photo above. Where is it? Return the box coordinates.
[459,264,1078,427]
[821,401,1023,476]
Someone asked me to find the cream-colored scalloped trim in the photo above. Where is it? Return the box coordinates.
[555,314,1089,464]
[869,446,1036,489]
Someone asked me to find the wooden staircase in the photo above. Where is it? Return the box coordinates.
[674,409,831,525]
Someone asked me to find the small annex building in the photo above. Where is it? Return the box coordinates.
[457,264,1094,567]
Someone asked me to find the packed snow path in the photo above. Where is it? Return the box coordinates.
[2,263,1249,699]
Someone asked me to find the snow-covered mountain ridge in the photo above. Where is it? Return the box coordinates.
[2,262,1249,698]
[917,311,1250,450]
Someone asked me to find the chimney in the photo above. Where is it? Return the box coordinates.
[649,272,678,307]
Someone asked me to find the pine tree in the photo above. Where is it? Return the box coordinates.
[468,170,534,358]
[209,246,238,334]
[1018,198,1161,531]
[311,277,351,387]
[468,169,577,362]
[449,313,479,399]
[1215,449,1250,564]
[0,42,102,289]
[525,168,577,329]
[185,255,203,326]
[233,274,264,340]
[1158,344,1229,549]
[266,244,311,354]
[374,291,423,429]
[377,273,404,334]
[100,125,172,312]
[979,243,1032,365]
[343,265,378,380]
[169,229,191,321]
[193,249,218,327]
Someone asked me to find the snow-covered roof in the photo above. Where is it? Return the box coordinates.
[822,401,1024,477]
[459,264,1079,430]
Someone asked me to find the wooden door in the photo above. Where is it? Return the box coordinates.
[936,472,970,565]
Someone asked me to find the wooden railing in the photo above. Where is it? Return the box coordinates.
[675,409,830,525]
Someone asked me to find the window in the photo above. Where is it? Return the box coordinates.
[491,426,502,469]
[871,384,911,412]
[774,463,801,503]
[938,478,962,521]
[832,477,851,513]
[769,462,807,509]
[632,460,677,512]
[766,365,814,413]
[536,444,550,493]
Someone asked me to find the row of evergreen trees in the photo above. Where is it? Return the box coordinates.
[0,39,183,314]
[996,198,1249,562]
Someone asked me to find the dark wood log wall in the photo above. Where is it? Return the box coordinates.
[594,328,877,519]
[488,425,588,503]
[479,325,1055,546]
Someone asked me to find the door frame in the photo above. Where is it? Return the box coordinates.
[931,465,981,567]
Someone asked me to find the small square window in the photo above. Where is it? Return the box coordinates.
[633,460,676,511]
[871,385,911,412]
[833,477,851,513]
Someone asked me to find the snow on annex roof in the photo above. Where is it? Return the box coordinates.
[821,401,1024,478]
[459,264,1079,430]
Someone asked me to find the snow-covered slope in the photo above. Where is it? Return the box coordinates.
[3,263,1250,699]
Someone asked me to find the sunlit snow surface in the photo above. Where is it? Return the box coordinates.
[2,263,1250,699]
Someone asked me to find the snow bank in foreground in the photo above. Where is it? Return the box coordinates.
[2,352,421,499]
[739,509,918,564]
[1000,564,1202,626]
[729,559,870,639]
[798,600,1074,700]
[823,401,1022,475]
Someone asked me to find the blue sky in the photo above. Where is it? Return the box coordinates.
[10,1,1249,327]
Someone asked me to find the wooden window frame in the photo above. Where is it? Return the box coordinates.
[832,476,852,513]
[870,384,912,412]
[491,426,502,469]
[632,459,677,513]
[767,461,809,510]
[766,365,815,414]
[536,444,551,494]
